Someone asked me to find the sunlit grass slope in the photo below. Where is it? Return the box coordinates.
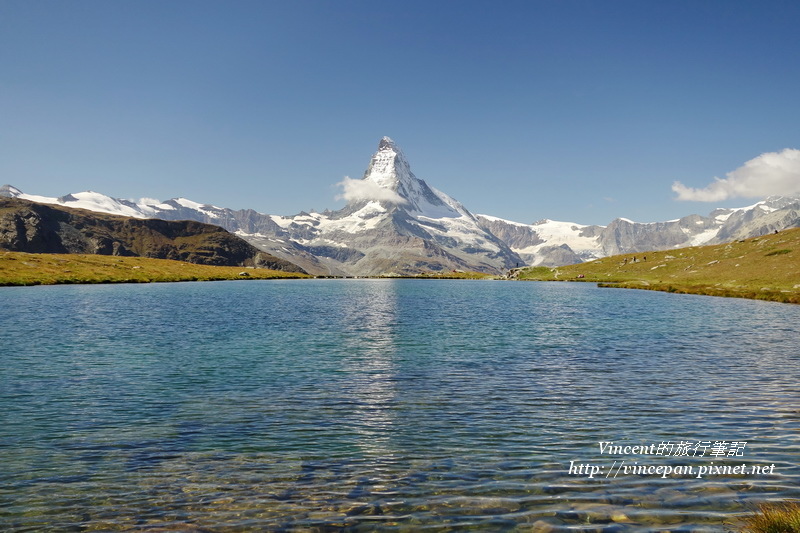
[0,252,310,286]
[516,227,800,304]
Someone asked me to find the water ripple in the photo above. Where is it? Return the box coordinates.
[1,280,799,531]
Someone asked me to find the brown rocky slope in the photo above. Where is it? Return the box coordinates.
[0,197,306,273]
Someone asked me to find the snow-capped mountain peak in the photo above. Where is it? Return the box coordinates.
[358,137,466,220]
[288,137,524,274]
[362,136,414,190]
[0,184,23,197]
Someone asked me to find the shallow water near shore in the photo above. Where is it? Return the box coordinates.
[1,279,799,531]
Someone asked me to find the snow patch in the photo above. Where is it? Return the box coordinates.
[173,198,221,218]
[687,227,720,246]
[270,215,295,229]
[477,214,530,227]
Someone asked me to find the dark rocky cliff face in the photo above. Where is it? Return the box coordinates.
[0,198,306,273]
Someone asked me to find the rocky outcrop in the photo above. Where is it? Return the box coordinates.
[532,245,584,267]
[477,217,544,250]
[599,218,695,256]
[0,197,306,273]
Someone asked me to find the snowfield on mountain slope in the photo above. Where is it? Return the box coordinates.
[479,214,603,257]
[20,191,152,218]
[11,189,227,221]
[272,201,386,231]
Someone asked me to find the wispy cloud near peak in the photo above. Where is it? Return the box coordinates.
[335,176,407,205]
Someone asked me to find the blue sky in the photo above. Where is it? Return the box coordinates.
[2,0,799,225]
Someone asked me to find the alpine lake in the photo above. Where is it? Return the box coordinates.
[1,279,798,532]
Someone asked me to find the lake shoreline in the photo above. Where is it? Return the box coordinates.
[3,233,799,305]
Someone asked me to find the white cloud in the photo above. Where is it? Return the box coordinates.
[335,176,407,205]
[672,148,800,202]
[137,197,163,205]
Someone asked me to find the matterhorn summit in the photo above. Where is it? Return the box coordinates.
[357,137,467,219]
[361,136,411,190]
[362,136,429,201]
[266,137,524,275]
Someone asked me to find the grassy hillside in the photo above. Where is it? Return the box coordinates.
[515,227,800,304]
[0,252,309,286]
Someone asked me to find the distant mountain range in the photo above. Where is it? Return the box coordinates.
[3,137,799,276]
[0,197,304,273]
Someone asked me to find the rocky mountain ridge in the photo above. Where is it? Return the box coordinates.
[0,197,305,272]
[476,194,799,266]
[3,138,799,275]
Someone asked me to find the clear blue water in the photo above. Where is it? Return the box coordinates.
[1,279,799,531]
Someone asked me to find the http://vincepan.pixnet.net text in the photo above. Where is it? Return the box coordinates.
[568,440,776,479]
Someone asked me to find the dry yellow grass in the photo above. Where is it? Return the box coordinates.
[738,501,800,532]
[0,252,309,286]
